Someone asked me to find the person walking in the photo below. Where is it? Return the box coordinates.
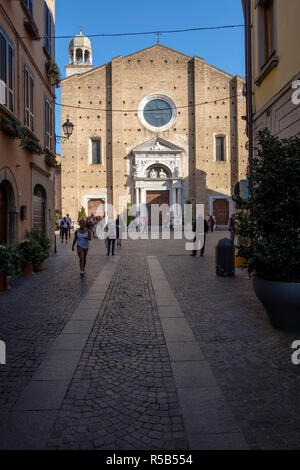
[209,215,215,232]
[105,219,116,256]
[191,218,209,257]
[96,215,104,239]
[228,214,236,243]
[72,218,92,277]
[66,213,72,239]
[116,215,121,247]
[60,216,69,243]
[86,216,92,231]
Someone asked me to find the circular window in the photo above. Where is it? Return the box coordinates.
[144,99,172,128]
[138,94,177,132]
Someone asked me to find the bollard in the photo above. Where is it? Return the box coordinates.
[216,238,235,277]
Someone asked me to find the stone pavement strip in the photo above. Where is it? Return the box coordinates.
[0,257,119,450]
[147,256,248,450]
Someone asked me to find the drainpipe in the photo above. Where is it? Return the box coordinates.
[244,0,254,189]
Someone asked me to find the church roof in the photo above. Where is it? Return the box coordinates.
[62,43,241,81]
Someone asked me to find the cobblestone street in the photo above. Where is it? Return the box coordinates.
[0,231,299,450]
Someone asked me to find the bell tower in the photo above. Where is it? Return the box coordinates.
[65,29,94,78]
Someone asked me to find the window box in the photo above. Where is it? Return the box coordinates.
[0,108,22,138]
[44,150,57,168]
[19,127,43,154]
[0,115,22,138]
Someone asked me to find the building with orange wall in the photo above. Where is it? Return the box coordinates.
[0,0,57,246]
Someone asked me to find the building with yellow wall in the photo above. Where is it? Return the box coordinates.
[242,0,300,142]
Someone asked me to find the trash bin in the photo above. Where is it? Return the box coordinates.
[216,238,235,277]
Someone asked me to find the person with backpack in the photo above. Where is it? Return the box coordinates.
[72,218,92,277]
[60,216,70,243]
[228,214,236,243]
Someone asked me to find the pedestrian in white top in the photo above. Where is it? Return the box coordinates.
[72,218,92,277]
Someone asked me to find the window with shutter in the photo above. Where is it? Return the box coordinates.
[0,30,14,112]
[44,2,53,56]
[24,66,34,130]
[45,99,53,151]
[22,0,33,17]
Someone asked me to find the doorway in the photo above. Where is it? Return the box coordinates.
[88,198,105,217]
[33,185,46,233]
[146,190,170,225]
[0,182,8,244]
[213,198,229,225]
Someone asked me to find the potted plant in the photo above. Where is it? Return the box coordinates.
[236,129,300,330]
[18,239,43,275]
[0,245,20,293]
[0,115,23,138]
[46,59,61,87]
[26,231,51,271]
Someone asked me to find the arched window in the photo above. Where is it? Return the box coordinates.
[84,50,90,63]
[33,185,46,233]
[76,48,83,62]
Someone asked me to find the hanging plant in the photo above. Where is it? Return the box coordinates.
[0,115,23,138]
[44,152,58,168]
[46,58,61,87]
[20,136,43,154]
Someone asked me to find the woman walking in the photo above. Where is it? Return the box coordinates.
[72,218,92,277]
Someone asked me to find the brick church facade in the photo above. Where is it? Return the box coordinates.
[60,34,248,226]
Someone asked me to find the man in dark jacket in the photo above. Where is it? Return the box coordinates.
[191,218,209,257]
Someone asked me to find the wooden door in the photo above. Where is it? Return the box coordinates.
[213,198,229,225]
[88,199,104,217]
[33,186,46,233]
[0,183,8,244]
[146,190,170,225]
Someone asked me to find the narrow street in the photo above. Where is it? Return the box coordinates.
[0,232,299,450]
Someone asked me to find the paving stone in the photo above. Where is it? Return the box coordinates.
[14,380,69,410]
[49,334,89,351]
[167,341,205,362]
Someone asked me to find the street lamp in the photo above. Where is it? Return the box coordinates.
[56,118,74,143]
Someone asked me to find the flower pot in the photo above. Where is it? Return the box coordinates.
[0,273,4,294]
[33,261,43,272]
[235,252,246,268]
[1,122,19,138]
[24,261,34,276]
[2,274,11,291]
[253,279,300,331]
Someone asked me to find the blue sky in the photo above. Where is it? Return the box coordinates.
[55,0,245,149]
